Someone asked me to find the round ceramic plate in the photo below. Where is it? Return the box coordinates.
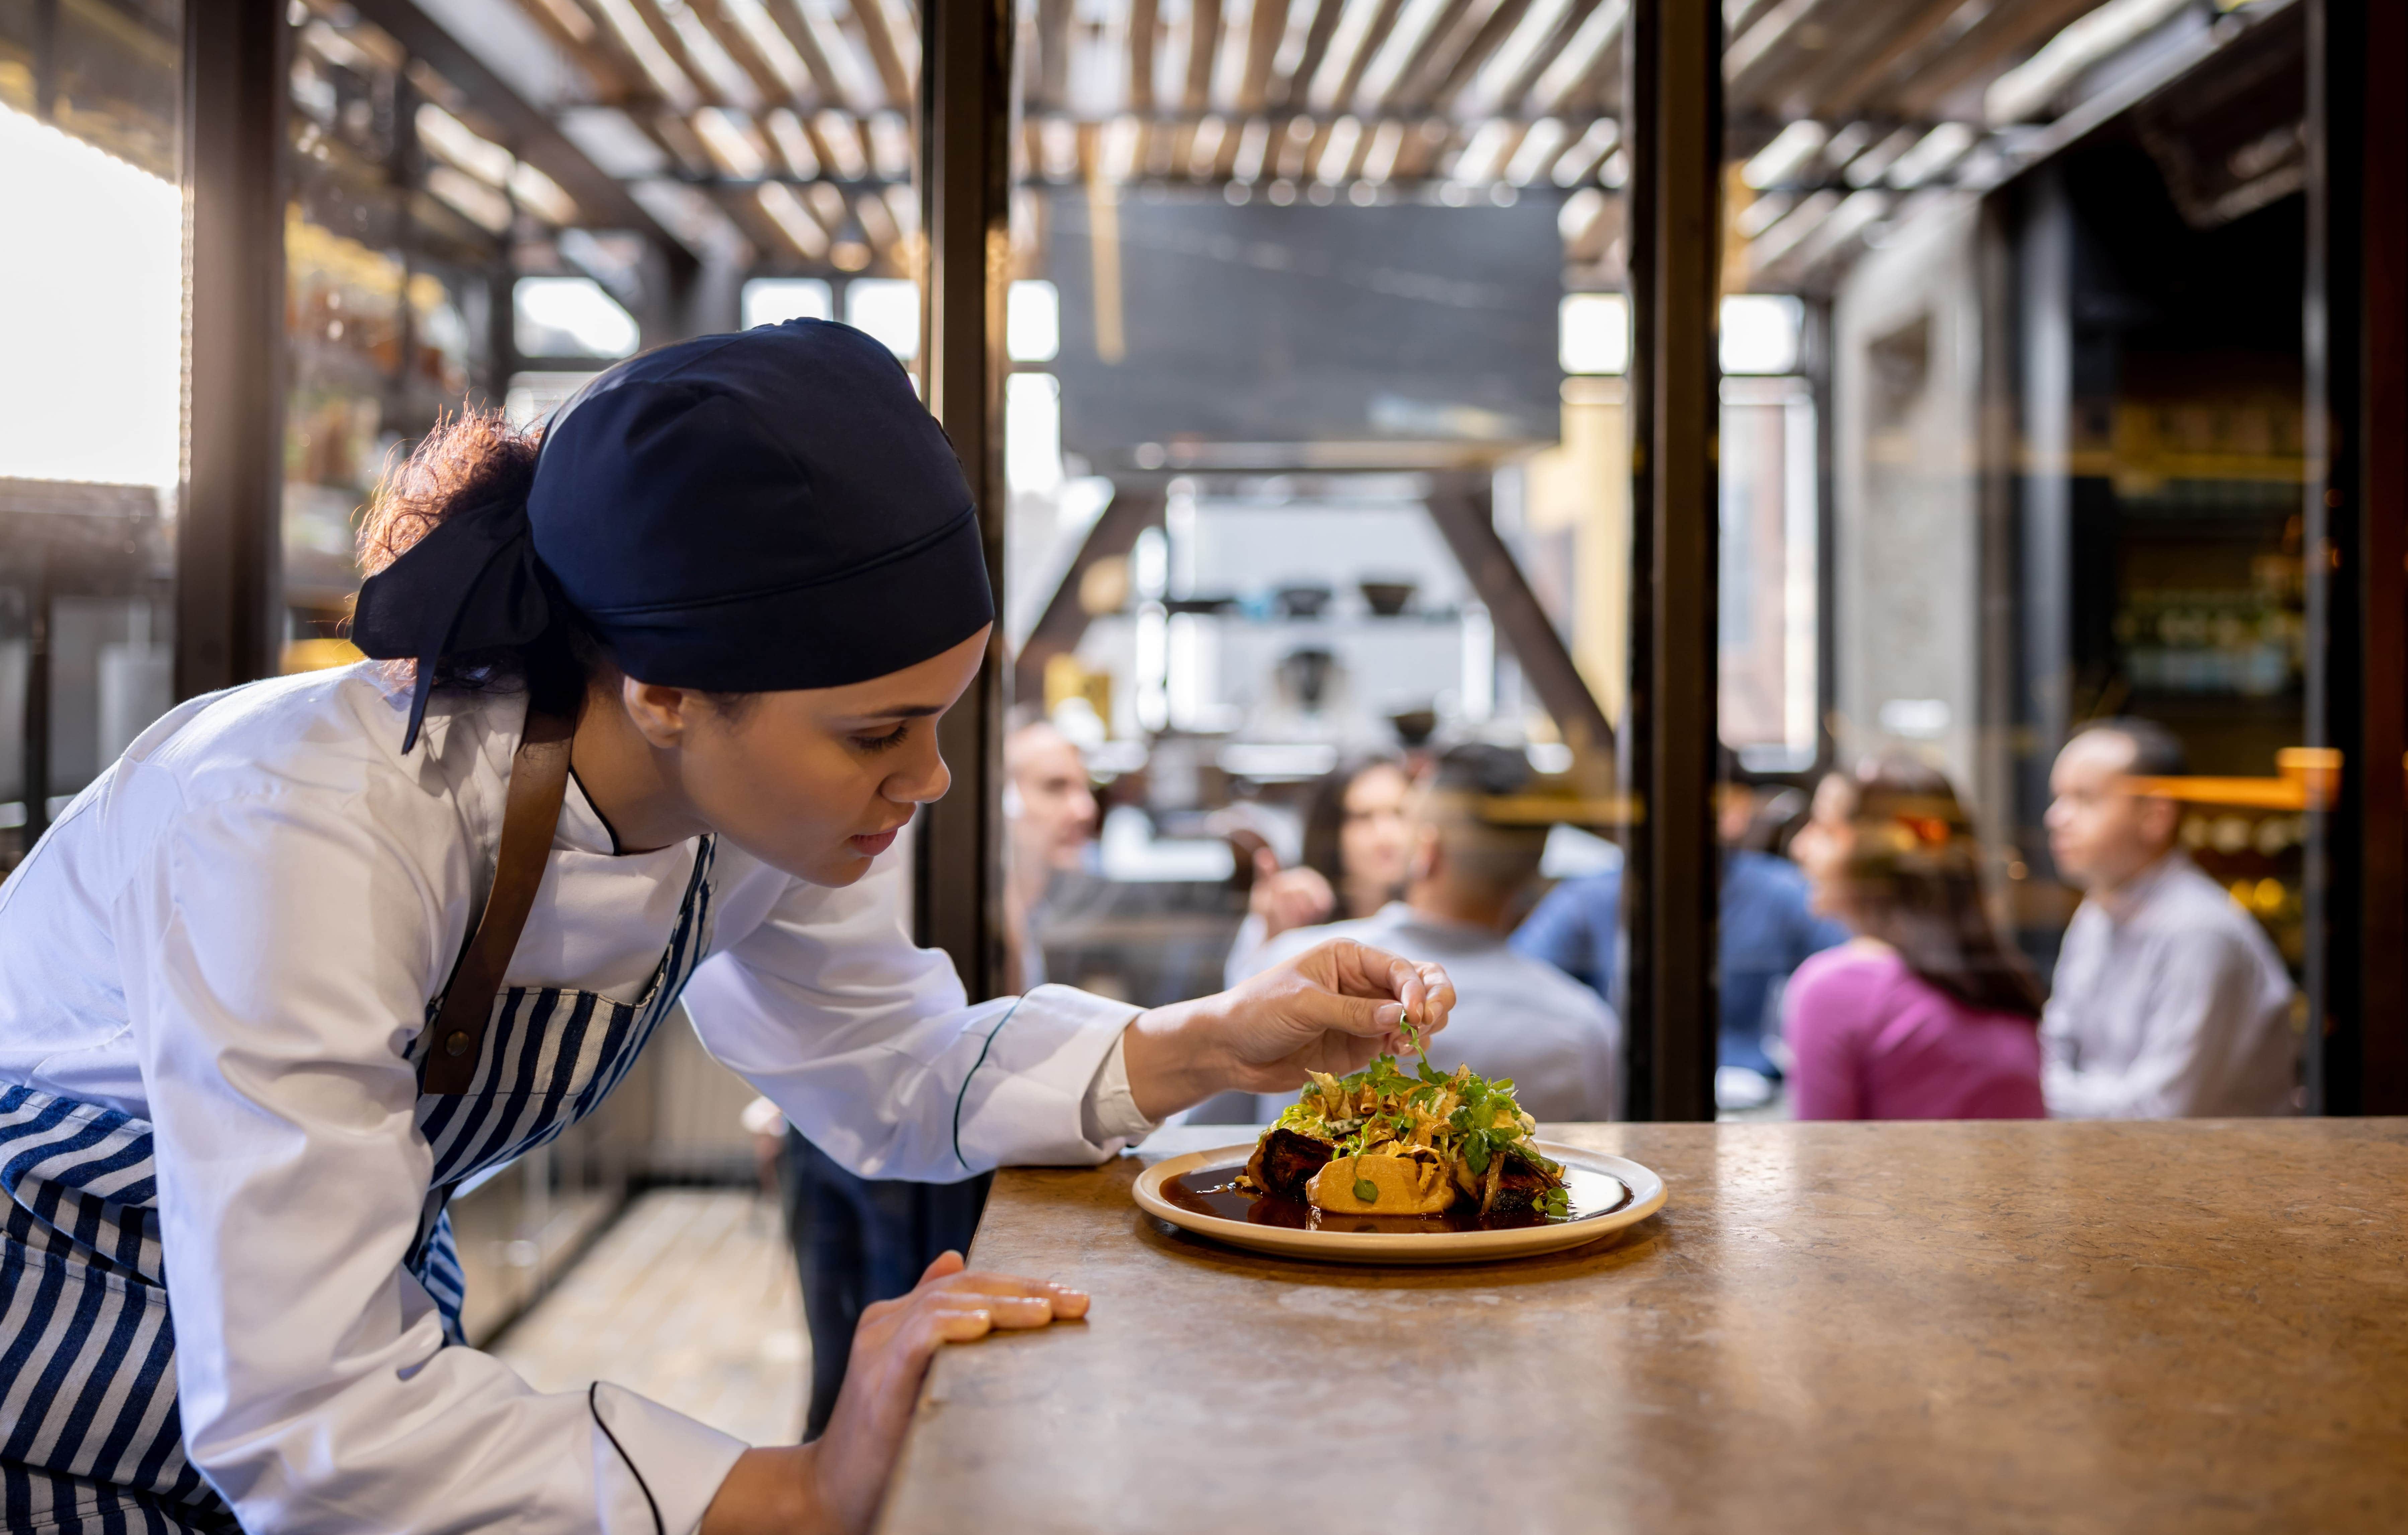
[1133,1141,1667,1266]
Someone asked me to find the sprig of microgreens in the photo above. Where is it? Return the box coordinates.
[1397,1007,1427,1076]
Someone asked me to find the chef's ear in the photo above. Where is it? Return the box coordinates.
[1408,822,1442,884]
[619,676,703,748]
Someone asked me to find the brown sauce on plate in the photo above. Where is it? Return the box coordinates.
[1161,1164,1631,1234]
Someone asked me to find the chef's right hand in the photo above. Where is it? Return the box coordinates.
[1248,847,1335,938]
[700,1252,1088,1535]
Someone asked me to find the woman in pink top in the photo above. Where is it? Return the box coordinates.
[1784,757,2047,1120]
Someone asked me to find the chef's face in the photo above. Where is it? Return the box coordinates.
[679,626,990,886]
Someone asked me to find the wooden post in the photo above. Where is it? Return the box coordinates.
[2306,0,2408,1114]
[177,0,288,699]
[1623,0,1723,1122]
[917,0,1015,997]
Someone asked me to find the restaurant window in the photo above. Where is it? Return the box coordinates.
[742,276,833,330]
[1718,0,2317,1114]
[0,0,184,867]
[996,0,1635,1117]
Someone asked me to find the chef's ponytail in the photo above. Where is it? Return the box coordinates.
[354,407,588,721]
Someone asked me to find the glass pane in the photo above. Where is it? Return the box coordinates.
[0,0,183,867]
[1724,0,2312,1120]
[1002,1,1632,1123]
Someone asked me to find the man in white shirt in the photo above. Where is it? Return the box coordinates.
[2041,718,2297,1118]
[1233,746,1621,1122]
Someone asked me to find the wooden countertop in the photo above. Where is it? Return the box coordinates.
[877,1120,2408,1534]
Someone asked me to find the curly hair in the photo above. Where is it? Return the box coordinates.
[351,408,587,712]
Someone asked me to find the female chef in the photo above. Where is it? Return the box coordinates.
[0,320,1452,1535]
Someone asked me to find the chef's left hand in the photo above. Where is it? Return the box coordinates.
[1120,939,1455,1120]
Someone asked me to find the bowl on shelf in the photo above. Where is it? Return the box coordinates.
[1164,594,1239,615]
[1389,707,1439,747]
[1359,579,1419,617]
[1273,583,1334,619]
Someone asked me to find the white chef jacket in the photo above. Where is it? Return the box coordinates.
[0,664,1155,1535]
[2041,852,2298,1118]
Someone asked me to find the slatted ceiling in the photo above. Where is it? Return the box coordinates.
[688,0,788,103]
[1814,0,1979,119]
[846,0,916,107]
[1184,0,1222,110]
[1127,0,1158,110]
[1031,0,1074,107]
[1882,0,2097,118]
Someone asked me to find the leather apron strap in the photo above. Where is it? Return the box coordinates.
[421,707,575,1094]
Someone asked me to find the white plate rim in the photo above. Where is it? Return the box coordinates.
[1132,1140,1668,1263]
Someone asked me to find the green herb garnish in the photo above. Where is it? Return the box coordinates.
[1353,1178,1380,1204]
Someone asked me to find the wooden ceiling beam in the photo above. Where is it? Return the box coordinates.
[1887,0,2100,121]
[1185,0,1223,114]
[620,0,728,106]
[500,0,646,104]
[846,0,916,110]
[1405,0,1530,113]
[686,0,797,105]
[767,0,857,109]
[1128,0,1161,113]
[345,0,693,261]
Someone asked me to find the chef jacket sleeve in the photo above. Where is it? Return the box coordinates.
[681,854,1147,1180]
[119,781,746,1535]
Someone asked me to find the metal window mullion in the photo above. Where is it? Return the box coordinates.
[177,0,289,700]
[1623,0,1722,1123]
[915,0,1016,1000]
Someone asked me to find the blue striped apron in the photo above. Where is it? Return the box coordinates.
[0,837,717,1533]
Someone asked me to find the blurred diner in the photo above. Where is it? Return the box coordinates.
[2040,721,2298,1119]
[1785,759,2047,1121]
[1222,756,1415,986]
[1514,754,1844,1108]
[1232,745,1621,1123]
[1003,717,1103,992]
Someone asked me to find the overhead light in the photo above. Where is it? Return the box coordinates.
[814,110,868,180]
[1551,118,1619,187]
[1313,117,1363,184]
[1886,123,1976,188]
[508,161,578,225]
[756,182,828,257]
[427,165,512,233]
[692,108,768,180]
[1504,118,1567,186]
[867,112,913,180]
[1986,0,2191,125]
[1359,119,1405,184]
[1741,120,1828,189]
[1843,127,1920,188]
[764,110,820,179]
[415,103,512,186]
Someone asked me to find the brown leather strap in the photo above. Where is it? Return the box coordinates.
[421,707,575,1094]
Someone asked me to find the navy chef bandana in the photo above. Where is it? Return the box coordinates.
[354,319,994,751]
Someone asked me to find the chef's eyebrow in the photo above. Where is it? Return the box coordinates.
[846,703,947,720]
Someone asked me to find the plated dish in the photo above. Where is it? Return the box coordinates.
[1133,1056,1667,1265]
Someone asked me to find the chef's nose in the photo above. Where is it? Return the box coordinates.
[887,740,952,805]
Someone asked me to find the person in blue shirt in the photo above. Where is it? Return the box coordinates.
[1512,762,1846,1092]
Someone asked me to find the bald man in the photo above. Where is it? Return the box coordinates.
[2040,718,2296,1118]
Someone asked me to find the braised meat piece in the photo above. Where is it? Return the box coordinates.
[1244,1126,1334,1201]
[1483,1158,1556,1217]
